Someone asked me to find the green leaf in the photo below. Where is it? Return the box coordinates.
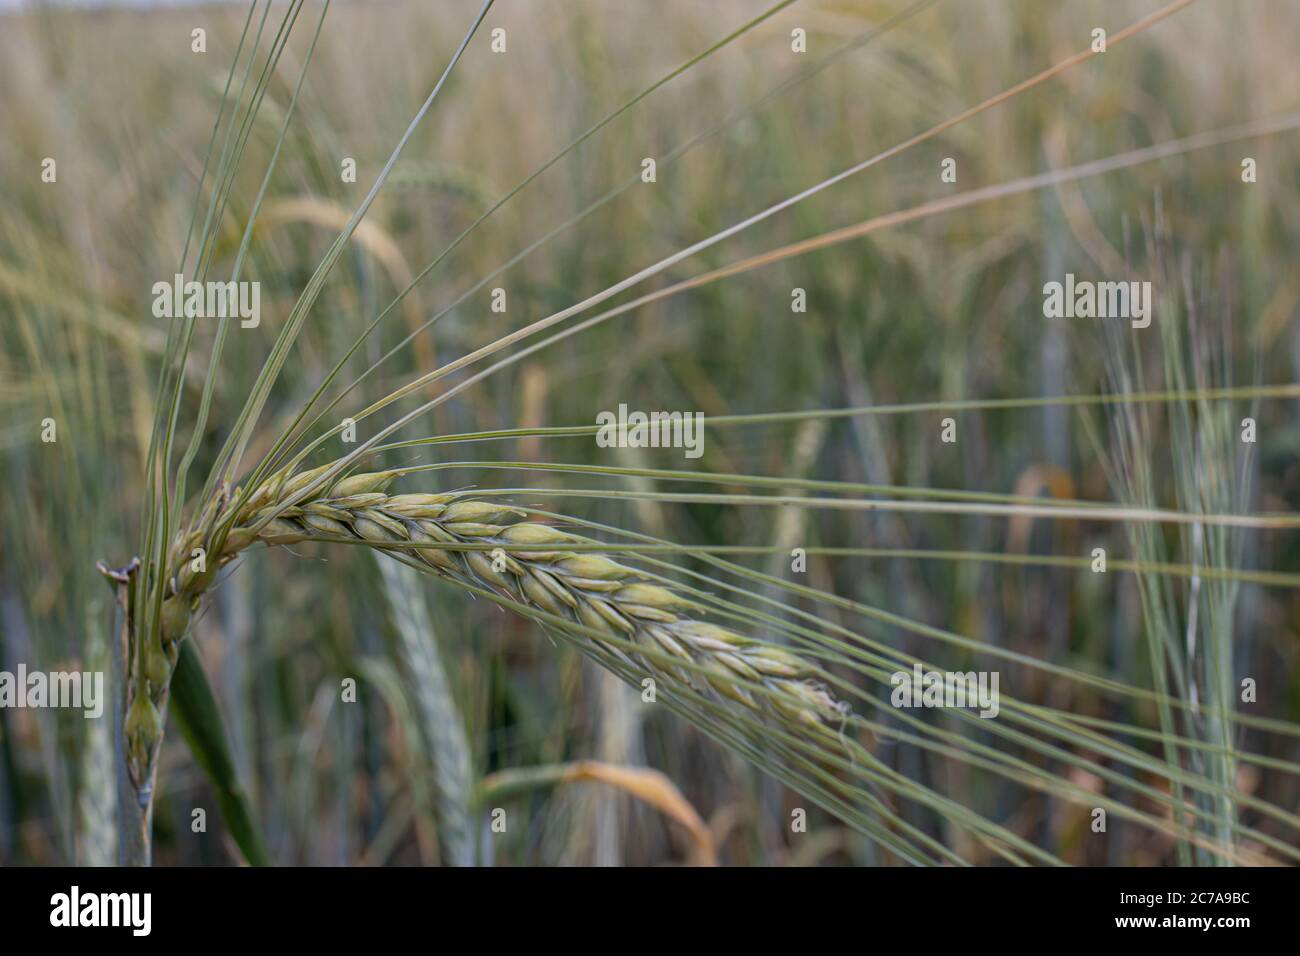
[170,641,272,867]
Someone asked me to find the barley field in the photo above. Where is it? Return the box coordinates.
[1,0,1298,869]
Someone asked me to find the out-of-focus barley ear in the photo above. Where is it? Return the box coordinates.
[77,606,117,867]
[374,556,476,866]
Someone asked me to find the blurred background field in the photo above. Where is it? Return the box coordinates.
[1,0,1298,865]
